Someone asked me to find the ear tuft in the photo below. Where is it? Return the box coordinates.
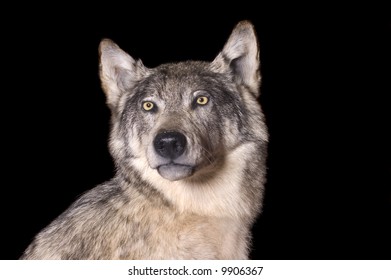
[211,21,261,96]
[99,39,149,109]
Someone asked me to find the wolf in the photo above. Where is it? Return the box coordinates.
[20,20,268,260]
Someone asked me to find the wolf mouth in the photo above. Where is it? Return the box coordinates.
[157,163,194,181]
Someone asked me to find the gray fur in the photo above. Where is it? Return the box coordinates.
[20,20,268,260]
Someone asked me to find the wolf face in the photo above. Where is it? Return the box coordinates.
[99,21,267,184]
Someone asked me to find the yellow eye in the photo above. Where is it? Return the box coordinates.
[196,96,209,105]
[142,101,154,111]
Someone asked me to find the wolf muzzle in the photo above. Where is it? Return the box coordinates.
[153,131,194,181]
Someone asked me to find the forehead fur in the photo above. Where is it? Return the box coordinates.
[138,61,232,96]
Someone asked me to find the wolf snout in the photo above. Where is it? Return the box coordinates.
[153,131,187,160]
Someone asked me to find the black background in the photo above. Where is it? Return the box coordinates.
[2,6,390,260]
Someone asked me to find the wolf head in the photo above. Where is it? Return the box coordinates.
[99,21,267,184]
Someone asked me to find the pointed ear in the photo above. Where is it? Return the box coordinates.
[99,39,149,108]
[210,21,261,96]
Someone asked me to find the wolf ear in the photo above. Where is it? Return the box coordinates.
[99,39,149,108]
[210,21,261,96]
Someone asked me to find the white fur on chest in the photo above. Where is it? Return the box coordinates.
[116,211,249,259]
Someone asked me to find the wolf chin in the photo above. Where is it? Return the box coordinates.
[20,21,268,260]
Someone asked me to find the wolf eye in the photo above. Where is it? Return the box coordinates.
[196,96,209,105]
[142,101,155,111]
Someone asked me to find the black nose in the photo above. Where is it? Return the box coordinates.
[153,131,187,160]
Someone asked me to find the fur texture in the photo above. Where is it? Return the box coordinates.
[20,20,268,260]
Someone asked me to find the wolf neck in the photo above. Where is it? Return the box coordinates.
[126,142,260,221]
